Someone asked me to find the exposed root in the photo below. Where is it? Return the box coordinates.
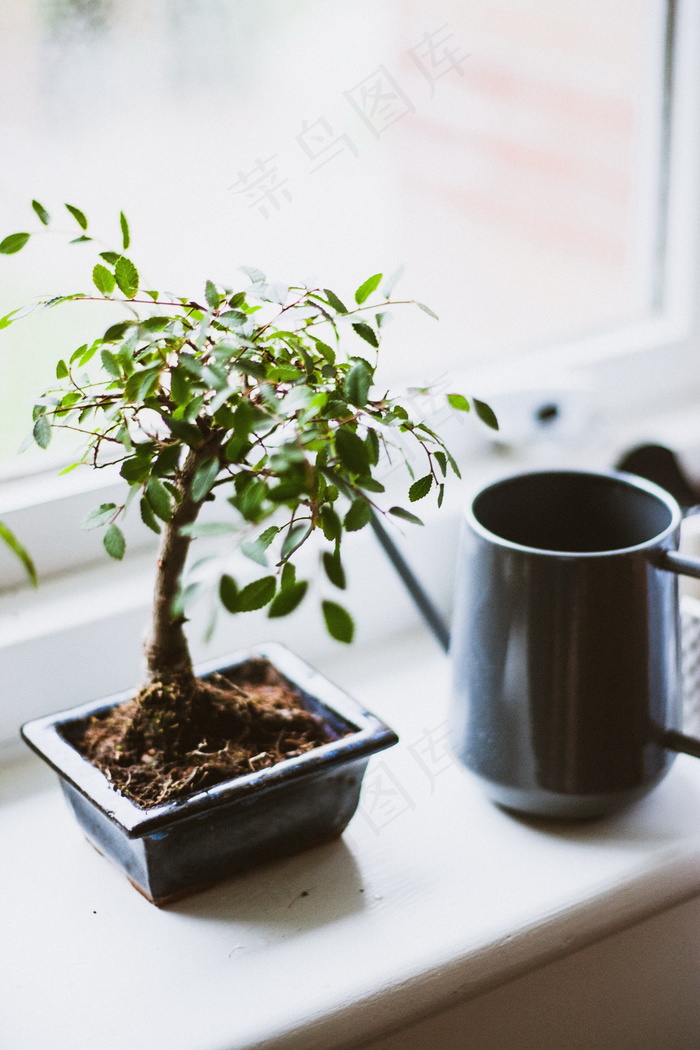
[70,659,338,809]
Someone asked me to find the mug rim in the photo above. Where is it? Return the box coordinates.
[466,468,682,557]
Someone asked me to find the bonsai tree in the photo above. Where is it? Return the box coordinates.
[1,202,497,804]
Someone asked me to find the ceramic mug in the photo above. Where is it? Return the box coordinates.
[450,469,700,818]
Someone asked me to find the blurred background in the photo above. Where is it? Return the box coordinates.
[0,0,671,473]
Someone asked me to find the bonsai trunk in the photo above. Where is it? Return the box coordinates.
[145,446,206,685]
[132,444,240,747]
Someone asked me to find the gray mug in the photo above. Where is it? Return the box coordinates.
[450,469,700,819]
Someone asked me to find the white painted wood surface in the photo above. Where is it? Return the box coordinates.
[3,630,700,1050]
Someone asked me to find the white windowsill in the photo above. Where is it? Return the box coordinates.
[4,627,700,1050]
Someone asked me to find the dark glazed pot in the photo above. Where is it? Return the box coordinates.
[21,643,397,905]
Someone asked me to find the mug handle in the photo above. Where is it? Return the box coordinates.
[653,548,700,758]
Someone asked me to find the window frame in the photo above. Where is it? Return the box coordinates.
[1,0,699,594]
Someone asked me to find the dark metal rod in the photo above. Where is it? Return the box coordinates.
[657,550,700,580]
[658,728,700,760]
[370,512,451,653]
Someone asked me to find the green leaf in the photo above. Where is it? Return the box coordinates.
[115,256,139,299]
[163,416,202,446]
[409,474,433,502]
[281,561,296,588]
[171,582,200,619]
[100,348,121,379]
[434,450,447,476]
[219,574,239,613]
[281,521,312,560]
[103,523,126,560]
[322,551,346,589]
[447,393,470,413]
[0,232,30,254]
[335,427,370,475]
[191,457,219,502]
[344,498,371,532]
[139,497,161,535]
[240,265,266,285]
[344,361,372,407]
[323,288,348,314]
[268,580,308,618]
[357,477,384,493]
[237,576,276,611]
[0,309,19,329]
[81,502,117,530]
[92,264,116,296]
[389,506,424,526]
[31,200,50,225]
[322,600,354,643]
[259,525,279,550]
[314,339,335,364]
[103,320,134,342]
[351,321,379,348]
[32,415,51,449]
[120,457,150,485]
[65,204,88,230]
[416,302,439,320]
[170,368,190,407]
[382,265,404,298]
[320,505,341,542]
[365,428,380,466]
[55,359,69,379]
[0,521,37,586]
[119,211,130,250]
[241,538,269,567]
[205,280,219,310]
[146,476,172,522]
[437,483,445,508]
[179,522,235,538]
[354,273,383,305]
[474,398,499,430]
[445,449,462,479]
[100,251,121,265]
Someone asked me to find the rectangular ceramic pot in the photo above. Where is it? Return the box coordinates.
[21,643,398,905]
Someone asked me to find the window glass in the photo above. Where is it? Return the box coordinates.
[0,0,669,471]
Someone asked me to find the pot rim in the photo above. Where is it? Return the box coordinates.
[21,642,398,838]
[466,468,682,558]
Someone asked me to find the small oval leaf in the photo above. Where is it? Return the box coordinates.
[322,551,346,589]
[146,476,173,522]
[65,203,88,230]
[103,523,126,560]
[447,393,470,413]
[237,576,276,611]
[191,457,219,502]
[119,211,130,250]
[322,600,354,643]
[32,415,52,449]
[219,574,239,613]
[344,498,371,532]
[115,256,139,299]
[0,232,30,255]
[93,264,116,296]
[32,200,50,225]
[474,398,499,430]
[268,580,308,618]
[408,474,433,502]
[354,272,383,305]
[389,506,424,526]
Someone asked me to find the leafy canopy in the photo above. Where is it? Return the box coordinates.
[1,203,497,640]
